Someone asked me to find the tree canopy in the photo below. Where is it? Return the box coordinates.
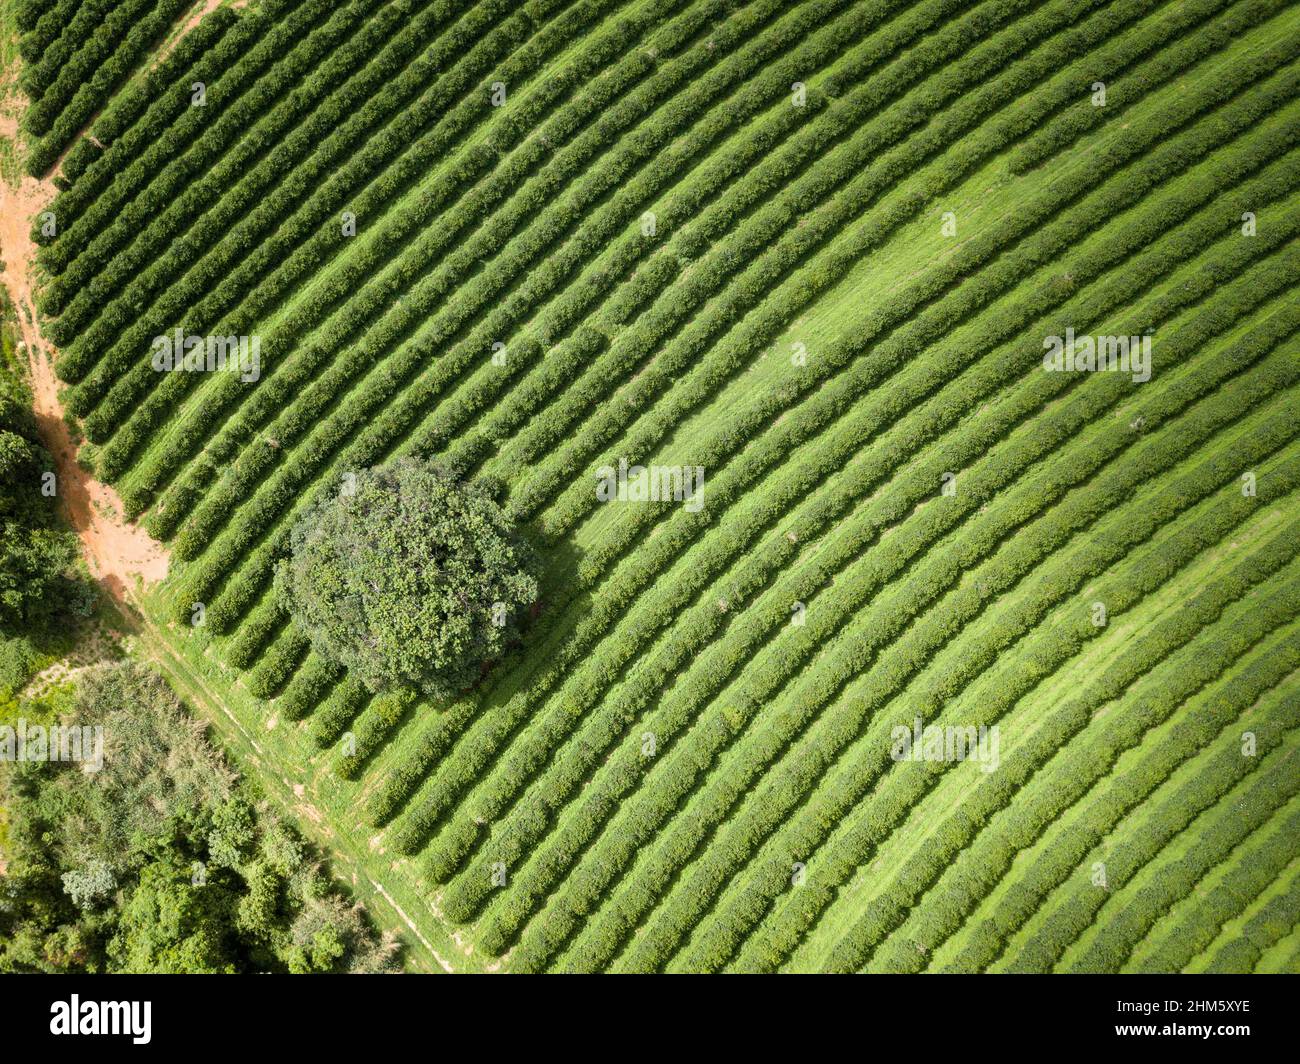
[275,458,538,699]
[0,314,91,699]
[0,663,399,974]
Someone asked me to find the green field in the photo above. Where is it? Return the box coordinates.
[5,0,1300,972]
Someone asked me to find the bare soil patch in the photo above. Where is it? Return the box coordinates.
[0,157,169,606]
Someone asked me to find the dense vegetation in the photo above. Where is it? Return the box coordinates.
[0,287,90,700]
[4,0,1298,972]
[0,662,399,973]
[15,0,194,176]
[275,458,537,699]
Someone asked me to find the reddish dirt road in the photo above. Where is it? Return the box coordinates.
[0,137,169,604]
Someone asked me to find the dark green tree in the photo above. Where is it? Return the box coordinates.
[0,419,79,630]
[275,458,538,699]
[0,663,400,974]
[0,336,91,697]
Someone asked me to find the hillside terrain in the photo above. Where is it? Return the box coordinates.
[1,0,1297,973]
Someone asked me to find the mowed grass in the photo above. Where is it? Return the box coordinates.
[18,0,1300,970]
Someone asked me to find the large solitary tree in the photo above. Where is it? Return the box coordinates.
[275,458,538,699]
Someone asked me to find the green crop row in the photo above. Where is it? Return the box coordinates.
[26,0,194,175]
[864,564,1300,973]
[274,652,344,724]
[117,0,707,507]
[67,0,632,419]
[20,0,112,102]
[497,161,1300,966]
[224,594,288,672]
[577,334,1300,972]
[37,0,332,275]
[14,0,65,38]
[365,699,482,826]
[244,624,310,701]
[332,688,418,781]
[58,6,240,187]
[308,676,371,750]
[50,0,386,376]
[1007,0,1284,174]
[1062,736,1300,972]
[38,4,272,240]
[1202,868,1300,973]
[161,0,856,615]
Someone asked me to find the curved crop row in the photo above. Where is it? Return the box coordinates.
[51,0,388,376]
[509,0,1300,535]
[25,0,192,177]
[1128,797,1300,973]
[654,409,1300,975]
[162,0,883,622]
[841,547,1300,974]
[500,169,1300,965]
[1007,0,1285,175]
[433,126,1300,923]
[37,3,271,240]
[1200,867,1300,973]
[57,5,240,188]
[1061,733,1300,972]
[124,0,796,511]
[69,0,637,423]
[38,0,345,289]
[387,74,1300,874]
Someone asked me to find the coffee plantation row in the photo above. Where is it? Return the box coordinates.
[8,0,1299,972]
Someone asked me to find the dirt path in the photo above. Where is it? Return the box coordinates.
[0,143,169,604]
[157,0,227,64]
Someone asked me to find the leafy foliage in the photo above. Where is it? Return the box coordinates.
[0,663,399,973]
[0,298,90,699]
[275,458,537,699]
